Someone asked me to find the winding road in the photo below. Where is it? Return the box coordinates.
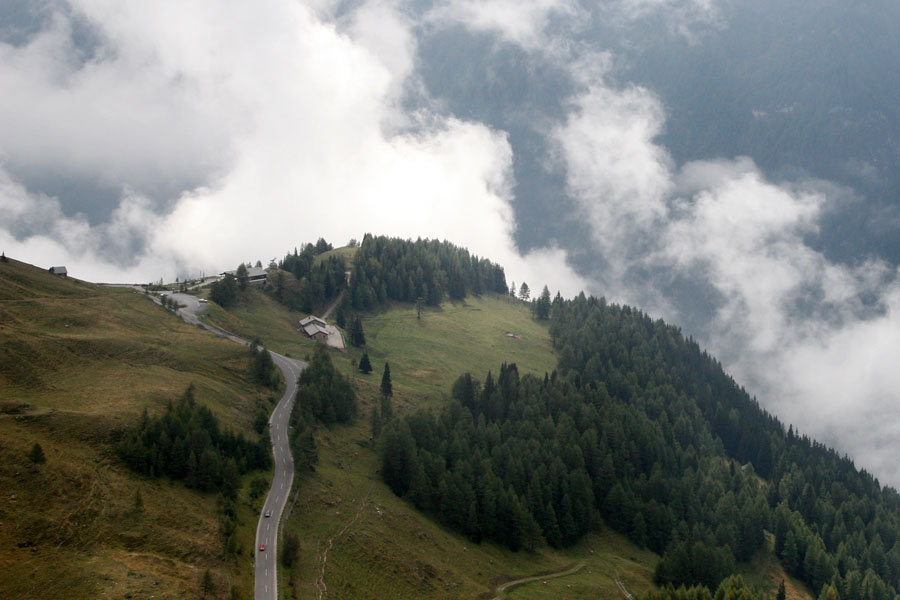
[165,292,305,600]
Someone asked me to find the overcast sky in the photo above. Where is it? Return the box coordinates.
[4,0,900,488]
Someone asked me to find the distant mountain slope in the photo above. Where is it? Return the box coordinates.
[411,0,900,264]
[364,274,900,597]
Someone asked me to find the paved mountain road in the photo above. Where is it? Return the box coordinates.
[166,292,305,600]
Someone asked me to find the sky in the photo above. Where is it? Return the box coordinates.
[3,0,900,488]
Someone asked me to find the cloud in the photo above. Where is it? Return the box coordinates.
[0,0,587,296]
[427,0,583,48]
[0,8,234,207]
[552,58,900,486]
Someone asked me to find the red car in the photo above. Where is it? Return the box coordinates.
[259,543,265,551]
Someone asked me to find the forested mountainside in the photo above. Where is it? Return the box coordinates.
[259,234,507,320]
[348,234,508,309]
[382,293,900,599]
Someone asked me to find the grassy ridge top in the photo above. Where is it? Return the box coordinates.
[202,287,556,408]
[0,258,271,599]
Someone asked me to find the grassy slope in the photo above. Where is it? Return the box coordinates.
[204,288,656,598]
[205,285,812,599]
[314,245,358,265]
[0,258,274,599]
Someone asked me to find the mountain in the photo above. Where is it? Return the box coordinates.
[6,236,899,599]
[0,257,272,599]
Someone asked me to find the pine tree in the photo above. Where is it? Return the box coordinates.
[201,569,214,598]
[535,285,551,319]
[359,352,373,374]
[518,282,530,301]
[380,363,393,397]
[27,442,46,465]
[349,316,366,347]
[371,406,382,439]
[236,263,249,290]
[380,394,393,423]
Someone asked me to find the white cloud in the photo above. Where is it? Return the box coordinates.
[552,60,900,487]
[0,0,586,296]
[0,9,235,196]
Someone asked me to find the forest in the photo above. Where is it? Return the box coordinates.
[380,293,900,600]
[348,234,508,309]
[117,384,271,498]
[288,344,360,474]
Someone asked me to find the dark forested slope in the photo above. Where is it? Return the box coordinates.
[382,292,900,599]
[349,234,508,309]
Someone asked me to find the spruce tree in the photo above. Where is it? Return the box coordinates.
[27,442,46,465]
[359,352,373,374]
[380,362,393,397]
[518,281,530,301]
[349,316,366,347]
[236,263,249,290]
[201,569,214,598]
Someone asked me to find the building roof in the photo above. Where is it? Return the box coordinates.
[50,266,67,275]
[299,315,327,328]
[302,323,329,338]
[221,266,267,279]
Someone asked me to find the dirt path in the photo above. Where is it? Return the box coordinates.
[321,290,344,320]
[315,485,374,600]
[615,575,634,600]
[490,561,585,600]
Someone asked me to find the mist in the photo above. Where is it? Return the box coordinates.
[3,0,900,487]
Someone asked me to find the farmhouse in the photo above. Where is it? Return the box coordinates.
[221,266,268,285]
[299,315,329,341]
[49,266,67,277]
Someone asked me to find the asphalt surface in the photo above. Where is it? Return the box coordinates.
[163,291,306,600]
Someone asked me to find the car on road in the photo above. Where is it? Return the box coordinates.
[199,298,208,303]
[259,543,265,551]
[264,510,271,518]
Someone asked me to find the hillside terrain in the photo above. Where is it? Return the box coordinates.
[0,258,274,599]
[6,236,879,600]
[203,238,821,600]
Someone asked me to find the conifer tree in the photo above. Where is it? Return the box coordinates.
[236,263,249,290]
[27,442,46,465]
[349,316,366,347]
[371,406,382,439]
[518,282,530,301]
[359,352,373,374]
[380,362,393,397]
[201,569,214,598]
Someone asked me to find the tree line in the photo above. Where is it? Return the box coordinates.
[349,234,508,310]
[288,345,360,474]
[379,290,900,599]
[117,385,271,497]
[551,294,900,600]
[272,240,346,314]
